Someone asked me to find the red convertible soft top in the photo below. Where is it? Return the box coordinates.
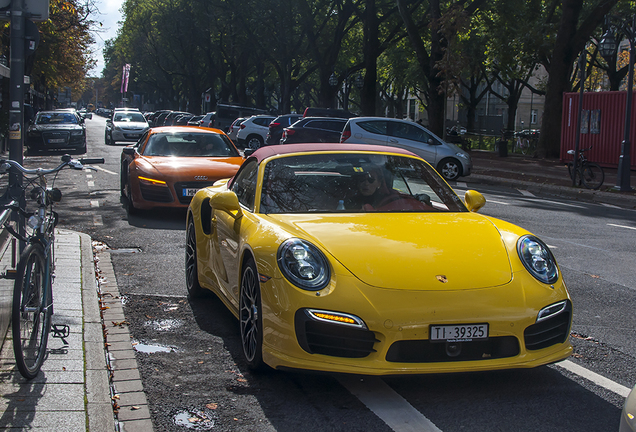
[248,143,419,163]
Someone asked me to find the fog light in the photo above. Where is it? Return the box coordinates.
[306,309,367,329]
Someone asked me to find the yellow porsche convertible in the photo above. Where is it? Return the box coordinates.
[185,143,572,375]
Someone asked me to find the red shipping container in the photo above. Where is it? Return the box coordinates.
[561,91,636,168]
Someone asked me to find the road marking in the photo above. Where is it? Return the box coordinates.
[518,189,535,197]
[485,199,510,205]
[90,200,99,208]
[601,203,621,209]
[556,360,632,397]
[86,174,93,179]
[93,215,103,226]
[87,181,95,187]
[455,182,467,188]
[339,376,442,432]
[94,166,118,176]
[608,223,636,231]
[539,199,586,208]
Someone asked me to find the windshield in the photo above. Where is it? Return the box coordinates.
[259,153,467,214]
[35,112,79,125]
[114,112,146,122]
[142,132,239,157]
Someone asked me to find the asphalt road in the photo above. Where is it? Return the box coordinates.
[37,115,636,432]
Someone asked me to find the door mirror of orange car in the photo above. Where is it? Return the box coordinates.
[210,191,242,218]
[122,147,136,156]
[464,190,485,212]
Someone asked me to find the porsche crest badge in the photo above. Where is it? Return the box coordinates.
[436,275,448,283]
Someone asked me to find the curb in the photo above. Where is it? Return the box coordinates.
[94,245,154,432]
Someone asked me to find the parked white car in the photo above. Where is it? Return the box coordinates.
[227,117,247,142]
[236,115,276,149]
[340,117,472,181]
[105,109,149,145]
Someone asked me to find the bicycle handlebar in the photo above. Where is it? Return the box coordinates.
[0,155,105,176]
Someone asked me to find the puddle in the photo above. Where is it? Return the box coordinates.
[173,410,215,430]
[132,340,177,353]
[146,319,183,331]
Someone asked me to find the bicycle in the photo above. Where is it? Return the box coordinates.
[513,130,538,155]
[0,154,104,379]
[567,147,604,190]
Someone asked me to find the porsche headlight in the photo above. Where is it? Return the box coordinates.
[517,235,558,284]
[277,238,330,290]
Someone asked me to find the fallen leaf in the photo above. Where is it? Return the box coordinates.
[62,367,66,371]
[131,406,140,410]
[189,417,201,423]
[112,395,120,400]
[237,378,247,382]
[198,361,204,364]
[590,274,600,278]
[206,403,218,410]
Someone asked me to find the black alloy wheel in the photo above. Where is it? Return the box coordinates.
[185,218,205,298]
[239,258,266,370]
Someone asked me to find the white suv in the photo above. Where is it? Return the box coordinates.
[340,117,472,181]
[236,115,276,149]
[105,108,149,145]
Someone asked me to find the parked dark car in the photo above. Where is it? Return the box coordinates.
[187,115,204,126]
[163,111,192,126]
[26,110,87,154]
[280,117,347,144]
[148,110,171,127]
[266,114,303,145]
[175,114,195,125]
[302,107,357,118]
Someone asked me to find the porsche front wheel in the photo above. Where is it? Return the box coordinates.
[185,218,205,298]
[239,258,265,371]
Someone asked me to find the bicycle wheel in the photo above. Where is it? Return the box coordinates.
[521,138,530,155]
[12,243,52,379]
[581,162,604,190]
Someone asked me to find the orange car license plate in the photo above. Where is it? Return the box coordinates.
[430,324,488,342]
[183,188,199,197]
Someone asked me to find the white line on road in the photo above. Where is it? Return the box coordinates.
[86,174,93,179]
[339,376,442,432]
[485,199,510,205]
[93,215,103,226]
[601,203,622,209]
[455,182,467,188]
[556,360,632,397]
[90,200,99,208]
[87,181,95,187]
[518,189,535,197]
[607,223,636,231]
[94,166,118,176]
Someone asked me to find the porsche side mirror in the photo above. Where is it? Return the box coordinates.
[464,190,485,212]
[122,147,136,156]
[210,191,242,218]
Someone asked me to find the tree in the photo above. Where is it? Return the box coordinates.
[537,0,619,158]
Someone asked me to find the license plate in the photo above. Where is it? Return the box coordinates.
[183,188,199,197]
[48,138,65,143]
[430,324,488,342]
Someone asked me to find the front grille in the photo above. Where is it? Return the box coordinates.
[139,183,173,203]
[524,301,572,350]
[386,337,519,363]
[174,182,217,204]
[42,131,70,146]
[295,310,378,358]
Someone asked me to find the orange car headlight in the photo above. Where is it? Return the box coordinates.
[138,175,167,186]
[277,238,330,290]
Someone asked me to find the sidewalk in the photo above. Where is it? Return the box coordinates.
[0,230,152,431]
[467,150,636,209]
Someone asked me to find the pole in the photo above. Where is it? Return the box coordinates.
[573,50,585,187]
[616,17,634,192]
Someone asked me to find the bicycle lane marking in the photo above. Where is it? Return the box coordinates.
[338,375,442,432]
[555,360,632,397]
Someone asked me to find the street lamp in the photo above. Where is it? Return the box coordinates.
[599,15,635,192]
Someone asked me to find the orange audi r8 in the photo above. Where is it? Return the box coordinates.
[120,126,244,213]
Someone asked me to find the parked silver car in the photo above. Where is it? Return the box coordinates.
[621,384,636,432]
[340,117,471,181]
[105,109,149,145]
